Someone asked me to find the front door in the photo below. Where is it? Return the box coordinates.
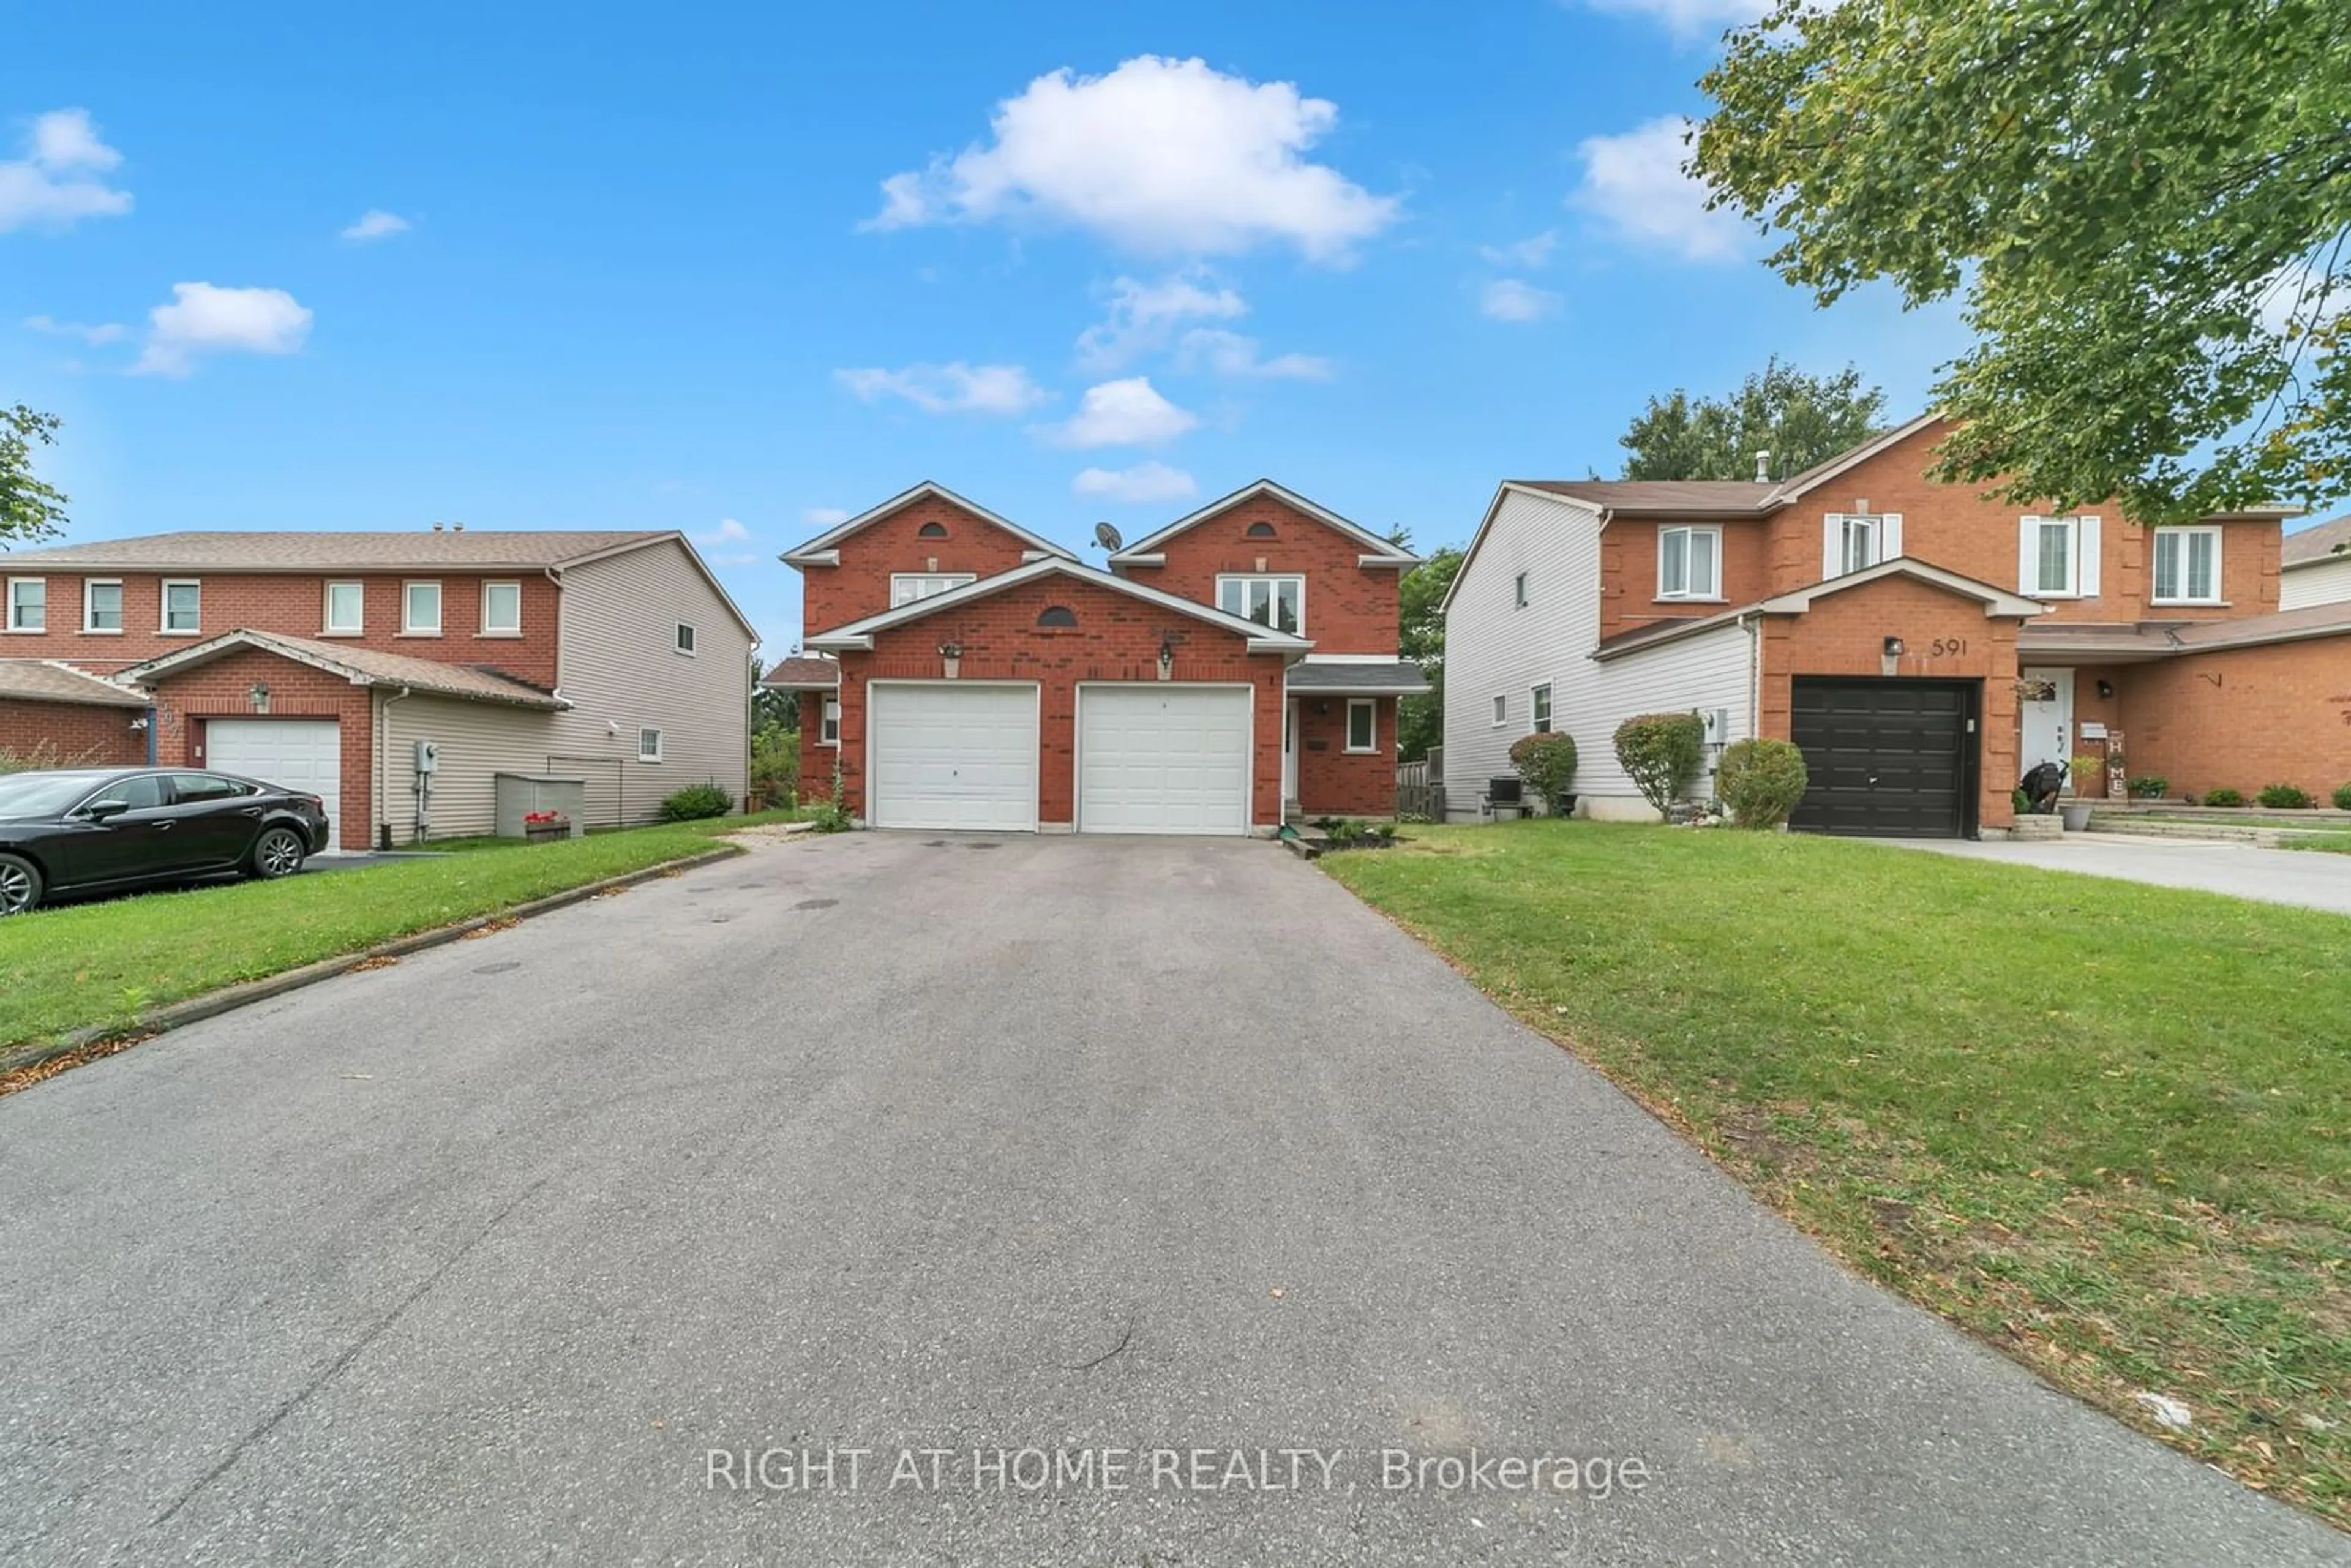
[2018,667,2074,781]
[1283,699,1299,813]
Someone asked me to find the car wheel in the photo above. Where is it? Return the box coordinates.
[248,827,307,880]
[0,853,42,916]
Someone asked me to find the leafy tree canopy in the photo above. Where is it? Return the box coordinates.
[1390,530,1461,763]
[1694,0,2351,522]
[2,405,70,546]
[1619,358,1886,481]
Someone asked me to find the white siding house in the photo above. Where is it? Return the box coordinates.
[1442,486,1753,820]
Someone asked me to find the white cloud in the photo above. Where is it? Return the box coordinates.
[1174,328,1333,380]
[696,517,752,547]
[801,506,852,527]
[0,108,132,233]
[1480,279,1562,323]
[340,208,411,241]
[1580,0,1772,42]
[834,361,1048,416]
[864,55,1400,260]
[1479,230,1559,269]
[1037,377,1198,449]
[1072,460,1198,504]
[132,283,313,377]
[23,313,129,345]
[1076,272,1245,371]
[1571,116,1749,262]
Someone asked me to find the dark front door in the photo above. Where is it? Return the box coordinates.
[1788,678,1978,838]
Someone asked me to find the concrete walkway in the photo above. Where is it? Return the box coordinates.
[1890,833,2351,915]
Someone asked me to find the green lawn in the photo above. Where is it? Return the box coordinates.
[1324,821,2350,1524]
[0,810,806,1051]
[2284,834,2351,855]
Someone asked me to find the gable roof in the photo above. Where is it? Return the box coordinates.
[760,654,841,689]
[2284,512,2351,568]
[1592,558,2045,662]
[122,629,567,708]
[1108,479,1419,566]
[0,659,152,708]
[803,558,1312,654]
[779,482,1078,567]
[0,529,675,572]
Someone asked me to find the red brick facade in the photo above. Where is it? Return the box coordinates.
[799,497,1044,637]
[0,699,149,768]
[2108,640,2351,802]
[1120,495,1402,657]
[143,647,377,849]
[1294,697,1397,817]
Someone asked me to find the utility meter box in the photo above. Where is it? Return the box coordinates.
[1699,708,1730,746]
[413,739,440,774]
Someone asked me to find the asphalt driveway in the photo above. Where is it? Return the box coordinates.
[1891,832,2351,915]
[0,833,2338,1566]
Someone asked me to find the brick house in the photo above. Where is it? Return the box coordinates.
[1,530,756,848]
[761,481,1425,832]
[1442,416,2350,835]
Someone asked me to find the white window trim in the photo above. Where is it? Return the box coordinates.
[2151,525,2225,606]
[479,579,523,636]
[1344,697,1378,754]
[1514,571,1529,609]
[1530,681,1553,734]
[675,621,698,657]
[323,580,364,636]
[81,578,124,635]
[819,696,841,748]
[2020,514,2101,600]
[157,578,203,636]
[1213,572,1308,637]
[1657,526,1723,602]
[402,579,443,636]
[4,576,43,634]
[888,572,978,608]
[1491,693,1508,727]
[637,726,664,763]
[1823,512,1904,578]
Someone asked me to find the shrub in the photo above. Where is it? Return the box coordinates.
[806,795,855,833]
[2128,775,2168,800]
[657,782,734,822]
[2334,783,2351,812]
[750,721,799,809]
[2256,783,2314,809]
[1613,712,1706,817]
[1507,732,1579,816]
[2202,787,2245,807]
[1715,737,1809,830]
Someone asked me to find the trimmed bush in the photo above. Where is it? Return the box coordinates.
[2128,775,2167,800]
[657,782,735,822]
[1507,731,1580,816]
[1613,712,1706,817]
[2202,787,2245,807]
[2256,783,2314,809]
[2334,782,2351,812]
[1715,737,1809,830]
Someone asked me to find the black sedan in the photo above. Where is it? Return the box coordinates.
[0,767,332,915]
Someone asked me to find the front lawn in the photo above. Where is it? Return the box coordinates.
[1325,820,2349,1524]
[0,811,803,1051]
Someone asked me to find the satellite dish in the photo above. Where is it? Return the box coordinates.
[1093,521,1124,552]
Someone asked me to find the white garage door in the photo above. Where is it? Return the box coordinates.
[206,718,342,847]
[1077,685,1252,835]
[868,683,1038,831]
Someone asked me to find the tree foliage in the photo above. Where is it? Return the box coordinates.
[2,405,70,546]
[1693,0,2351,522]
[1613,712,1706,817]
[1392,532,1461,763]
[1619,358,1887,481]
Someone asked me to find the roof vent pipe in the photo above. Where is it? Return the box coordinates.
[1753,451,1772,484]
[432,520,444,532]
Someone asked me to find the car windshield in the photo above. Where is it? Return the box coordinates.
[0,771,120,819]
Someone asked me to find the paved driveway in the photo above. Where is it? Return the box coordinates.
[1890,832,2351,915]
[1,834,2337,1566]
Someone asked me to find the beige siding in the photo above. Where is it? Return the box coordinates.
[381,694,562,842]
[2281,555,2351,610]
[551,540,754,825]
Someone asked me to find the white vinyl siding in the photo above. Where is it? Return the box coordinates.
[2151,527,2221,604]
[6,577,43,632]
[1657,527,1720,600]
[2019,516,2101,599]
[1445,489,1753,820]
[161,580,201,634]
[2282,553,2351,610]
[890,572,977,607]
[324,581,364,634]
[380,694,563,842]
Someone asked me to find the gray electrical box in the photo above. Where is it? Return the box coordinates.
[413,739,439,774]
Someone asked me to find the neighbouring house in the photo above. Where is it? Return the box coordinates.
[761,480,1425,833]
[0,530,756,848]
[1442,415,2350,836]
[2281,512,2351,610]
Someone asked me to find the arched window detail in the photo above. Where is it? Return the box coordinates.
[1036,605,1079,628]
[917,520,950,538]
[1245,520,1277,539]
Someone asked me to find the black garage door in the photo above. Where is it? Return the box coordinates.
[1788,678,1978,838]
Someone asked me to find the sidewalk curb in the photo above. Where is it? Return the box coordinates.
[0,845,745,1080]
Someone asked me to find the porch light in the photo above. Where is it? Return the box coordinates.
[1881,636,1905,658]
[2097,678,2115,699]
[248,681,272,714]
[1157,638,1174,677]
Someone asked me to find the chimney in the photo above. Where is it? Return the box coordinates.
[1753,451,1772,484]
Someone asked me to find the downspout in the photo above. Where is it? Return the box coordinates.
[378,683,410,851]
[143,705,157,766]
[1741,611,1763,742]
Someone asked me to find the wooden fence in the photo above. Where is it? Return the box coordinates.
[1395,758,1444,821]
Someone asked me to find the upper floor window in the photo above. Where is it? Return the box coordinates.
[324,581,364,635]
[2020,515,2100,599]
[890,572,976,607]
[1531,682,1553,733]
[917,520,950,538]
[1215,574,1303,635]
[1657,527,1720,600]
[675,621,697,656]
[83,579,124,633]
[2152,527,2221,604]
[161,579,201,634]
[1514,571,1529,609]
[6,577,43,632]
[403,580,443,634]
[481,580,522,635]
[1826,512,1902,577]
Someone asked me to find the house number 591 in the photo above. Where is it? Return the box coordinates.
[1930,637,1968,657]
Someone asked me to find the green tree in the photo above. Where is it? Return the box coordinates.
[1693,0,2351,522]
[1619,358,1886,481]
[2,405,71,546]
[1391,531,1461,763]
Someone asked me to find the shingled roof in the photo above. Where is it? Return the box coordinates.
[122,629,565,708]
[2283,513,2351,568]
[0,660,152,708]
[1,530,674,572]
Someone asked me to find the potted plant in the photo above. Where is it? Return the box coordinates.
[523,809,569,844]
[2061,755,2104,830]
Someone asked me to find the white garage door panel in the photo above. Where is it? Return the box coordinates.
[868,683,1038,831]
[206,718,341,847]
[1078,686,1251,835]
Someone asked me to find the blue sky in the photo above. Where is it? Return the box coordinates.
[4,0,1969,652]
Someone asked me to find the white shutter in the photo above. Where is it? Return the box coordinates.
[2078,515,2102,598]
[1881,512,1903,560]
[2019,517,2040,595]
[1823,513,1843,579]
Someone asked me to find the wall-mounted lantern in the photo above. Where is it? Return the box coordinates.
[248,681,272,714]
[937,641,963,680]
